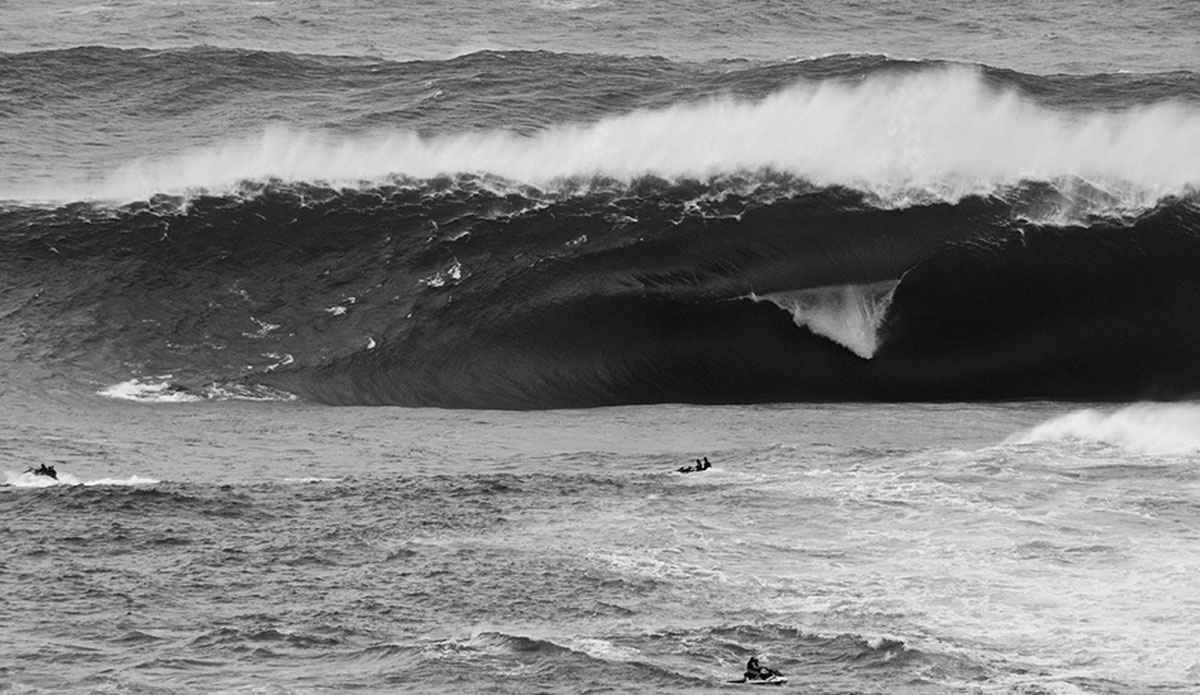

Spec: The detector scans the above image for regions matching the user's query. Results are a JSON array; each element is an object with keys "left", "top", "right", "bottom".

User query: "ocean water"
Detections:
[
  {"left": 3, "top": 1, "right": 1200, "bottom": 693},
  {"left": 6, "top": 399, "right": 1200, "bottom": 694}
]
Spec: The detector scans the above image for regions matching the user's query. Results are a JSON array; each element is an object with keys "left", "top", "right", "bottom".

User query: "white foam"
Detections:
[
  {"left": 202, "top": 382, "right": 299, "bottom": 401},
  {"left": 97, "top": 378, "right": 203, "bottom": 403},
  {"left": 3, "top": 471, "right": 159, "bottom": 487},
  {"left": 98, "top": 377, "right": 298, "bottom": 403},
  {"left": 83, "top": 475, "right": 161, "bottom": 486},
  {"left": 3, "top": 471, "right": 65, "bottom": 487},
  {"left": 1008, "top": 402, "right": 1200, "bottom": 455},
  {"left": 282, "top": 477, "right": 344, "bottom": 484},
  {"left": 15, "top": 66, "right": 1200, "bottom": 209},
  {"left": 262, "top": 352, "right": 294, "bottom": 372},
  {"left": 753, "top": 280, "right": 898, "bottom": 358},
  {"left": 242, "top": 316, "right": 281, "bottom": 339},
  {"left": 420, "top": 259, "right": 466, "bottom": 287}
]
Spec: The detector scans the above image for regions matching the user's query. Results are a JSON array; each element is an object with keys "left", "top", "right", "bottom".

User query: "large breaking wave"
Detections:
[{"left": 3, "top": 50, "right": 1200, "bottom": 408}]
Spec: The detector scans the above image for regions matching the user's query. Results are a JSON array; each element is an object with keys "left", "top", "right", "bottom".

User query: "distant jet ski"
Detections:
[
  {"left": 26, "top": 464, "right": 58, "bottom": 480},
  {"left": 677, "top": 456, "right": 712, "bottom": 473},
  {"left": 728, "top": 657, "right": 786, "bottom": 685}
]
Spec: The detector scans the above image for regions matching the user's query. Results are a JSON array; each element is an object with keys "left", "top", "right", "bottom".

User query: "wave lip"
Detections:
[{"left": 14, "top": 65, "right": 1200, "bottom": 212}]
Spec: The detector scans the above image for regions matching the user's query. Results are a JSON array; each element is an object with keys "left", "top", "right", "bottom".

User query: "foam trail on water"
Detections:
[
  {"left": 754, "top": 280, "right": 898, "bottom": 359},
  {"left": 1009, "top": 403, "right": 1200, "bottom": 454},
  {"left": 2, "top": 471, "right": 159, "bottom": 487},
  {"left": 97, "top": 379, "right": 203, "bottom": 403},
  {"left": 17, "top": 66, "right": 1200, "bottom": 208}
]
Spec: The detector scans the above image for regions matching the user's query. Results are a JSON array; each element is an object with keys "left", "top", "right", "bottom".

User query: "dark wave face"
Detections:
[
  {"left": 3, "top": 48, "right": 1200, "bottom": 408},
  {"left": 4, "top": 179, "right": 1200, "bottom": 408}
]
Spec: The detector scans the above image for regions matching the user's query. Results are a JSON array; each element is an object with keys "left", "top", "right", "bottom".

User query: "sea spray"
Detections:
[
  {"left": 752, "top": 281, "right": 899, "bottom": 359},
  {"left": 1009, "top": 403, "right": 1200, "bottom": 454}
]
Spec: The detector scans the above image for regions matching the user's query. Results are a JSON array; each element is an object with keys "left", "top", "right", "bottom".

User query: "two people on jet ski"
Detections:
[{"left": 26, "top": 464, "right": 57, "bottom": 479}]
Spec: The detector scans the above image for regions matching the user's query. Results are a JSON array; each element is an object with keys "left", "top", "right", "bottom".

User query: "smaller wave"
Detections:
[
  {"left": 1008, "top": 403, "right": 1200, "bottom": 454},
  {"left": 188, "top": 626, "right": 322, "bottom": 650},
  {"left": 456, "top": 631, "right": 572, "bottom": 656},
  {"left": 112, "top": 630, "right": 165, "bottom": 644},
  {"left": 562, "top": 636, "right": 640, "bottom": 663},
  {"left": 752, "top": 280, "right": 899, "bottom": 358}
]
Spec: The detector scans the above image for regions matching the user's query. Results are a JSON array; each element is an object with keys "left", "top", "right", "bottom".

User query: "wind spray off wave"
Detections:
[{"left": 1011, "top": 403, "right": 1200, "bottom": 455}]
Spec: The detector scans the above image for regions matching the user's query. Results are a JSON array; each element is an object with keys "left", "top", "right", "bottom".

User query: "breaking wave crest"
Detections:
[{"left": 15, "top": 66, "right": 1200, "bottom": 213}]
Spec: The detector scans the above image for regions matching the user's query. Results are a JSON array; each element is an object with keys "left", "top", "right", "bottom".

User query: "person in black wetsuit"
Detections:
[
  {"left": 743, "top": 656, "right": 782, "bottom": 681},
  {"left": 677, "top": 457, "right": 715, "bottom": 474},
  {"left": 27, "top": 464, "right": 57, "bottom": 479}
]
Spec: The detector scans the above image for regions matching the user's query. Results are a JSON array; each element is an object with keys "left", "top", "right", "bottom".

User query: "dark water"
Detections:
[
  {"left": 7, "top": 177, "right": 1200, "bottom": 408},
  {"left": 3, "top": 2, "right": 1200, "bottom": 693}
]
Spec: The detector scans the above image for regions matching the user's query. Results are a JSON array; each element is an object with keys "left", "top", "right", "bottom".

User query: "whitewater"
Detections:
[
  {"left": 9, "top": 66, "right": 1200, "bottom": 213},
  {"left": 4, "top": 1, "right": 1200, "bottom": 694}
]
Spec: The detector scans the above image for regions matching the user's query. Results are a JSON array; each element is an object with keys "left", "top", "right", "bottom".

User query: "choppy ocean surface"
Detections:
[
  {"left": 5, "top": 400, "right": 1200, "bottom": 694},
  {"left": 3, "top": 1, "right": 1200, "bottom": 693}
]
